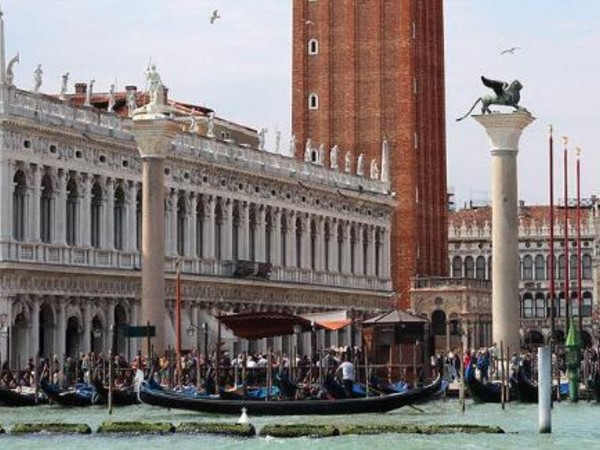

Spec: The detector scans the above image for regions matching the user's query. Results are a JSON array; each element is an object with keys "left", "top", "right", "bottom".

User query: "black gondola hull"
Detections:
[{"left": 0, "top": 386, "right": 47, "bottom": 407}]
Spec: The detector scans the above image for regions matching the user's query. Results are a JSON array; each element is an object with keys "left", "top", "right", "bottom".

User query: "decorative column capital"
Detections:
[{"left": 473, "top": 112, "right": 535, "bottom": 153}]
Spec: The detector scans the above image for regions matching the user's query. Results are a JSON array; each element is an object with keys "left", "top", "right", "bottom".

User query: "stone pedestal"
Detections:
[
  {"left": 131, "top": 117, "right": 179, "bottom": 356},
  {"left": 473, "top": 112, "right": 535, "bottom": 353}
]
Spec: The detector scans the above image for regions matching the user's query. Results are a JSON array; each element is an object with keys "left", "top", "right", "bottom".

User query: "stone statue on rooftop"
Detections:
[
  {"left": 357, "top": 153, "right": 365, "bottom": 176},
  {"left": 84, "top": 79, "right": 95, "bottom": 107},
  {"left": 189, "top": 109, "right": 198, "bottom": 133},
  {"left": 107, "top": 83, "right": 116, "bottom": 112},
  {"left": 59, "top": 72, "right": 69, "bottom": 100},
  {"left": 274, "top": 131, "right": 281, "bottom": 153},
  {"left": 33, "top": 64, "right": 43, "bottom": 92},
  {"left": 456, "top": 75, "right": 527, "bottom": 121},
  {"left": 330, "top": 145, "right": 339, "bottom": 169},
  {"left": 258, "top": 127, "right": 267, "bottom": 150},
  {"left": 289, "top": 134, "right": 296, "bottom": 155},
  {"left": 206, "top": 112, "right": 216, "bottom": 138},
  {"left": 304, "top": 138, "right": 312, "bottom": 162},
  {"left": 6, "top": 53, "right": 19, "bottom": 86},
  {"left": 344, "top": 151, "right": 352, "bottom": 173}
]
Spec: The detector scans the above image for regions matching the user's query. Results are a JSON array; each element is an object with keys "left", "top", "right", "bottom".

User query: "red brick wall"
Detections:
[{"left": 292, "top": 0, "right": 448, "bottom": 309}]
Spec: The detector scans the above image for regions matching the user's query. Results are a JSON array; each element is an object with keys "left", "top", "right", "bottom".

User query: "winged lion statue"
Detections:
[{"left": 456, "top": 76, "right": 527, "bottom": 122}]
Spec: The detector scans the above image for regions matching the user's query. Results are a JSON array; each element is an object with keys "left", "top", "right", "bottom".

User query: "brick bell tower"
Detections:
[{"left": 292, "top": 0, "right": 448, "bottom": 309}]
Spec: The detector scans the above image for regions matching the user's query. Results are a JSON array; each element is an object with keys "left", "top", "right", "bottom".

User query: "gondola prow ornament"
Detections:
[{"left": 456, "top": 76, "right": 527, "bottom": 121}]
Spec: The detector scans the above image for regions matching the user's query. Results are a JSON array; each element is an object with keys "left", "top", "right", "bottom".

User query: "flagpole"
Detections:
[
  {"left": 549, "top": 126, "right": 556, "bottom": 346},
  {"left": 563, "top": 136, "right": 570, "bottom": 333},
  {"left": 576, "top": 147, "right": 583, "bottom": 337}
]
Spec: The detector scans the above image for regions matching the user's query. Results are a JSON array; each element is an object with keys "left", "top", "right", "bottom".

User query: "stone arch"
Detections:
[
  {"left": 524, "top": 329, "right": 545, "bottom": 346},
  {"left": 91, "top": 315, "right": 104, "bottom": 354},
  {"left": 66, "top": 315, "right": 82, "bottom": 357},
  {"left": 39, "top": 301, "right": 56, "bottom": 358},
  {"left": 431, "top": 309, "right": 447, "bottom": 336},
  {"left": 114, "top": 302, "right": 129, "bottom": 356}
]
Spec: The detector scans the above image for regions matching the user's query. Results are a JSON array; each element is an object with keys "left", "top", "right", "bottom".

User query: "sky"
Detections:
[{"left": 2, "top": 1, "right": 599, "bottom": 208}]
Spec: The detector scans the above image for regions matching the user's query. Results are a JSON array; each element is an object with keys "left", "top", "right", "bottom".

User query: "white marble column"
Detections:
[
  {"left": 341, "top": 222, "right": 351, "bottom": 274},
  {"left": 474, "top": 111, "right": 535, "bottom": 354},
  {"left": 27, "top": 296, "right": 40, "bottom": 360},
  {"left": 79, "top": 175, "right": 92, "bottom": 247},
  {"left": 286, "top": 211, "right": 296, "bottom": 267},
  {"left": 202, "top": 195, "right": 215, "bottom": 258},
  {"left": 355, "top": 223, "right": 364, "bottom": 276},
  {"left": 299, "top": 213, "right": 310, "bottom": 269},
  {"left": 54, "top": 169, "right": 67, "bottom": 246},
  {"left": 186, "top": 192, "right": 197, "bottom": 257},
  {"left": 56, "top": 301, "right": 66, "bottom": 360},
  {"left": 129, "top": 301, "right": 139, "bottom": 357},
  {"left": 270, "top": 207, "right": 281, "bottom": 265},
  {"left": 105, "top": 301, "right": 115, "bottom": 354},
  {"left": 329, "top": 220, "right": 339, "bottom": 273},
  {"left": 223, "top": 198, "right": 233, "bottom": 260},
  {"left": 124, "top": 181, "right": 137, "bottom": 252},
  {"left": 367, "top": 225, "right": 376, "bottom": 276},
  {"left": 315, "top": 216, "right": 324, "bottom": 271},
  {"left": 28, "top": 164, "right": 41, "bottom": 242},
  {"left": 0, "top": 158, "right": 13, "bottom": 241},
  {"left": 256, "top": 205, "right": 266, "bottom": 262},
  {"left": 82, "top": 301, "right": 91, "bottom": 354},
  {"left": 382, "top": 227, "right": 391, "bottom": 278},
  {"left": 167, "top": 189, "right": 178, "bottom": 256},
  {"left": 239, "top": 201, "right": 249, "bottom": 260},
  {"left": 104, "top": 177, "right": 114, "bottom": 250},
  {"left": 131, "top": 108, "right": 180, "bottom": 355}
]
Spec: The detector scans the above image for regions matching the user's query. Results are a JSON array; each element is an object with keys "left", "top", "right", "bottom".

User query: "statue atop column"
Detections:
[
  {"left": 33, "top": 64, "right": 43, "bottom": 92},
  {"left": 145, "top": 64, "right": 164, "bottom": 106},
  {"left": 6, "top": 53, "right": 18, "bottom": 86},
  {"left": 456, "top": 75, "right": 527, "bottom": 121}
]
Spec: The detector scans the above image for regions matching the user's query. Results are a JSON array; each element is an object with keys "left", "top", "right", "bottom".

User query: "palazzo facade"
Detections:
[{"left": 0, "top": 81, "right": 395, "bottom": 368}]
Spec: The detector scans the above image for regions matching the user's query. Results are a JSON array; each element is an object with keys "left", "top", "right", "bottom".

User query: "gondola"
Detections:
[
  {"left": 589, "top": 372, "right": 600, "bottom": 402},
  {"left": 510, "top": 369, "right": 538, "bottom": 403},
  {"left": 92, "top": 380, "right": 140, "bottom": 406},
  {"left": 40, "top": 380, "right": 100, "bottom": 407},
  {"left": 465, "top": 367, "right": 507, "bottom": 403},
  {"left": 0, "top": 385, "right": 48, "bottom": 407},
  {"left": 139, "top": 374, "right": 444, "bottom": 416}
]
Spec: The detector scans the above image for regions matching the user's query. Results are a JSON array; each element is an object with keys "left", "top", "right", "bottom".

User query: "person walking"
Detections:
[{"left": 337, "top": 355, "right": 355, "bottom": 398}]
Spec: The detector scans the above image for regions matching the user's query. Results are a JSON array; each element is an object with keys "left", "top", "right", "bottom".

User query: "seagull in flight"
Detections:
[
  {"left": 500, "top": 46, "right": 520, "bottom": 55},
  {"left": 210, "top": 9, "right": 220, "bottom": 24}
]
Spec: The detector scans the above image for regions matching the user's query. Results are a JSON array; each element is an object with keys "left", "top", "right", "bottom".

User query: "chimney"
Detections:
[
  {"left": 74, "top": 83, "right": 87, "bottom": 95},
  {"left": 162, "top": 86, "right": 169, "bottom": 104}
]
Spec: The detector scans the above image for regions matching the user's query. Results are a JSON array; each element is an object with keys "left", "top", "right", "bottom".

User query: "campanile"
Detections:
[{"left": 292, "top": 0, "right": 448, "bottom": 309}]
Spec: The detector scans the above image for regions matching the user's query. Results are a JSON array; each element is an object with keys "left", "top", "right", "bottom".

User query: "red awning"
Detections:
[
  {"left": 217, "top": 312, "right": 323, "bottom": 340},
  {"left": 317, "top": 319, "right": 352, "bottom": 331}
]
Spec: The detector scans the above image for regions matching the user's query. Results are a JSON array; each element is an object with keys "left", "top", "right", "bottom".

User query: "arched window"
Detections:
[
  {"left": 431, "top": 310, "right": 447, "bottom": 336},
  {"left": 522, "top": 293, "right": 534, "bottom": 318},
  {"left": 66, "top": 176, "right": 78, "bottom": 246},
  {"left": 464, "top": 256, "right": 474, "bottom": 278},
  {"left": 308, "top": 38, "right": 319, "bottom": 55},
  {"left": 475, "top": 256, "right": 486, "bottom": 279},
  {"left": 571, "top": 291, "right": 579, "bottom": 317},
  {"left": 12, "top": 170, "right": 27, "bottom": 241},
  {"left": 522, "top": 255, "right": 533, "bottom": 280},
  {"left": 113, "top": 185, "right": 125, "bottom": 250},
  {"left": 308, "top": 93, "right": 319, "bottom": 110},
  {"left": 583, "top": 254, "right": 592, "bottom": 279},
  {"left": 570, "top": 254, "right": 578, "bottom": 282},
  {"left": 90, "top": 181, "right": 103, "bottom": 249},
  {"left": 40, "top": 172, "right": 54, "bottom": 243},
  {"left": 582, "top": 292, "right": 593, "bottom": 317},
  {"left": 558, "top": 255, "right": 565, "bottom": 280},
  {"left": 451, "top": 256, "right": 462, "bottom": 278},
  {"left": 176, "top": 192, "right": 186, "bottom": 256},
  {"left": 546, "top": 255, "right": 556, "bottom": 280},
  {"left": 557, "top": 292, "right": 566, "bottom": 317},
  {"left": 535, "top": 292, "right": 546, "bottom": 318},
  {"left": 534, "top": 254, "right": 545, "bottom": 280}
]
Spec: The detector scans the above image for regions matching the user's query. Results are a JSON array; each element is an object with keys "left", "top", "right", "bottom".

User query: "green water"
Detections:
[{"left": 0, "top": 399, "right": 598, "bottom": 449}]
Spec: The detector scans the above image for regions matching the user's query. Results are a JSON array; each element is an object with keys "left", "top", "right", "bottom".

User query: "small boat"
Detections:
[
  {"left": 465, "top": 367, "right": 507, "bottom": 403},
  {"left": 139, "top": 375, "right": 444, "bottom": 416},
  {"left": 510, "top": 369, "right": 538, "bottom": 403},
  {"left": 0, "top": 385, "right": 47, "bottom": 407},
  {"left": 92, "top": 381, "right": 139, "bottom": 406},
  {"left": 40, "top": 380, "right": 100, "bottom": 407}
]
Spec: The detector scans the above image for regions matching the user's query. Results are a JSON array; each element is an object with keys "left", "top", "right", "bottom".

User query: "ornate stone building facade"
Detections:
[
  {"left": 0, "top": 54, "right": 396, "bottom": 368},
  {"left": 446, "top": 203, "right": 597, "bottom": 348}
]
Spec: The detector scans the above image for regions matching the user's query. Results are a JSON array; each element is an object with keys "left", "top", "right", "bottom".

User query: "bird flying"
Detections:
[
  {"left": 210, "top": 9, "right": 220, "bottom": 24},
  {"left": 500, "top": 46, "right": 520, "bottom": 55}
]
